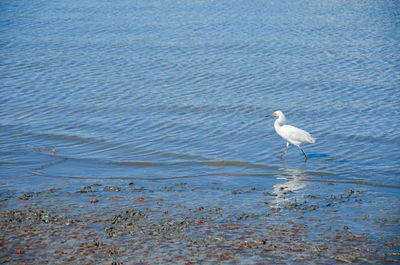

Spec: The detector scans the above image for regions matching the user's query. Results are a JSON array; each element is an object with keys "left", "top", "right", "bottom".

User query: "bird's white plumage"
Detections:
[
  {"left": 272, "top": 110, "right": 315, "bottom": 159},
  {"left": 276, "top": 124, "right": 315, "bottom": 145}
]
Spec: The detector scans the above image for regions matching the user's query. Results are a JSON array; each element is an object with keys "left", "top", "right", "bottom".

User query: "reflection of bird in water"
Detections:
[
  {"left": 270, "top": 110, "right": 315, "bottom": 160},
  {"left": 271, "top": 167, "right": 310, "bottom": 207}
]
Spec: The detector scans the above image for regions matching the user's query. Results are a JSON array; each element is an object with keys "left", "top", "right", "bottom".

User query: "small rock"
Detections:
[
  {"left": 79, "top": 186, "right": 93, "bottom": 193},
  {"left": 231, "top": 189, "right": 241, "bottom": 195},
  {"left": 18, "top": 192, "right": 35, "bottom": 200},
  {"left": 263, "top": 192, "right": 277, "bottom": 197},
  {"left": 173, "top": 182, "right": 187, "bottom": 186},
  {"left": 104, "top": 186, "right": 121, "bottom": 192},
  {"left": 256, "top": 239, "right": 266, "bottom": 246}
]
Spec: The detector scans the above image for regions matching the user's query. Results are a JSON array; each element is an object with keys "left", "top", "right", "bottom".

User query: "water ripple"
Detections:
[{"left": 1, "top": 0, "right": 399, "bottom": 189}]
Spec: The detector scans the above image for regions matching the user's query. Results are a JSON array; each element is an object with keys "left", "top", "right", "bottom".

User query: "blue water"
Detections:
[{"left": 1, "top": 0, "right": 399, "bottom": 235}]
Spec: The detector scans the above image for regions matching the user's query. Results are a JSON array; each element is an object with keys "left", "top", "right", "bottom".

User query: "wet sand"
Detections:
[{"left": 1, "top": 181, "right": 399, "bottom": 264}]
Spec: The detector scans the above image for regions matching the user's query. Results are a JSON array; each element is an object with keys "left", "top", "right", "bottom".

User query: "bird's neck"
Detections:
[
  {"left": 276, "top": 116, "right": 286, "bottom": 124},
  {"left": 274, "top": 118, "right": 283, "bottom": 131}
]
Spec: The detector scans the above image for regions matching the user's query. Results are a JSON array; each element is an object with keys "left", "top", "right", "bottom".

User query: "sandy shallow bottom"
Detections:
[{"left": 0, "top": 180, "right": 399, "bottom": 264}]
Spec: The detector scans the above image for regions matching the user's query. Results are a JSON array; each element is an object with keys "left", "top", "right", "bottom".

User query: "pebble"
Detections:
[{"left": 103, "top": 186, "right": 121, "bottom": 192}]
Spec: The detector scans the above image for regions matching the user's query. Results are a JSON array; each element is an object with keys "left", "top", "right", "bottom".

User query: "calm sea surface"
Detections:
[{"left": 1, "top": 0, "right": 399, "bottom": 234}]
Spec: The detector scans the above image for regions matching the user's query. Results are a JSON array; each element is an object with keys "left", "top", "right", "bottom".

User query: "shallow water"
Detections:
[{"left": 1, "top": 0, "right": 400, "bottom": 253}]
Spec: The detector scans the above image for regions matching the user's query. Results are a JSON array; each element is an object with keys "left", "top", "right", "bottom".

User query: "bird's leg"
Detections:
[
  {"left": 280, "top": 142, "right": 290, "bottom": 158},
  {"left": 296, "top": 145, "right": 308, "bottom": 161}
]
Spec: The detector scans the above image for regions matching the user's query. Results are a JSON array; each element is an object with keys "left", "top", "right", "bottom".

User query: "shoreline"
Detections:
[{"left": 1, "top": 181, "right": 399, "bottom": 264}]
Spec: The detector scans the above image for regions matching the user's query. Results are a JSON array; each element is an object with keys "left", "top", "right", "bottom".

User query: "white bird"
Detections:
[{"left": 271, "top": 110, "right": 315, "bottom": 160}]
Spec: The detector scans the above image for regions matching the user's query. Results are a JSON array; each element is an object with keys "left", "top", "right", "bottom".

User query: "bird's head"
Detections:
[
  {"left": 271, "top": 110, "right": 286, "bottom": 122},
  {"left": 272, "top": 110, "right": 284, "bottom": 117}
]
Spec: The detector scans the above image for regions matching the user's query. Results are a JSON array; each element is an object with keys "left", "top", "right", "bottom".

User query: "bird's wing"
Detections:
[{"left": 281, "top": 125, "right": 315, "bottom": 144}]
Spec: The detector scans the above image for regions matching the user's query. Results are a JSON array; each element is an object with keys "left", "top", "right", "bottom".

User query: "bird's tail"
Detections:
[{"left": 308, "top": 135, "right": 316, "bottom": 144}]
